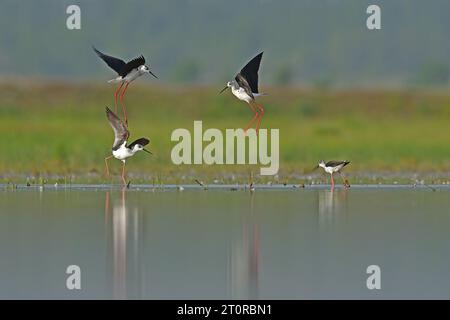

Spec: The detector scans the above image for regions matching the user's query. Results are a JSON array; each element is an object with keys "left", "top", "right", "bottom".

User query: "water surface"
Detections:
[{"left": 1, "top": 186, "right": 450, "bottom": 299}]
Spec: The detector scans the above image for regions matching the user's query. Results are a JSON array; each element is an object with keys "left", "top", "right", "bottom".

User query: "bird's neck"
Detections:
[
  {"left": 230, "top": 85, "right": 240, "bottom": 94},
  {"left": 128, "top": 146, "right": 139, "bottom": 155},
  {"left": 120, "top": 142, "right": 133, "bottom": 154}
]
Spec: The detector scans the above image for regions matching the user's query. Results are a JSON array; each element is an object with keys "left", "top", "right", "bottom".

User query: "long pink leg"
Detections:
[
  {"left": 114, "top": 83, "right": 124, "bottom": 113},
  {"left": 121, "top": 162, "right": 127, "bottom": 186},
  {"left": 244, "top": 102, "right": 259, "bottom": 133},
  {"left": 105, "top": 155, "right": 113, "bottom": 177},
  {"left": 330, "top": 173, "right": 335, "bottom": 190},
  {"left": 120, "top": 82, "right": 130, "bottom": 126},
  {"left": 255, "top": 102, "right": 265, "bottom": 134}
]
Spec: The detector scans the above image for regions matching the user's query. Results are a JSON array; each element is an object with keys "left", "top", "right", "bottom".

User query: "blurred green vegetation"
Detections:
[{"left": 1, "top": 82, "right": 450, "bottom": 184}]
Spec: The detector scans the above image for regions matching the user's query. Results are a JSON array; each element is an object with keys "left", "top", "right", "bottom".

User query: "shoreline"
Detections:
[{"left": 1, "top": 183, "right": 448, "bottom": 191}]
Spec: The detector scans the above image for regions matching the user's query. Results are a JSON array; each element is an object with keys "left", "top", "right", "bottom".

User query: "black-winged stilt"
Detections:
[
  {"left": 316, "top": 160, "right": 351, "bottom": 189},
  {"left": 220, "top": 52, "right": 266, "bottom": 134},
  {"left": 93, "top": 46, "right": 157, "bottom": 125},
  {"left": 104, "top": 107, "right": 151, "bottom": 186}
]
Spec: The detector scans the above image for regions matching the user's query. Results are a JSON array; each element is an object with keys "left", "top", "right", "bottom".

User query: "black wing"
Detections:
[
  {"left": 128, "top": 138, "right": 150, "bottom": 149},
  {"left": 106, "top": 107, "right": 129, "bottom": 150},
  {"left": 93, "top": 46, "right": 126, "bottom": 74},
  {"left": 325, "top": 160, "right": 350, "bottom": 168},
  {"left": 234, "top": 73, "right": 254, "bottom": 99},
  {"left": 237, "top": 52, "right": 263, "bottom": 94},
  {"left": 119, "top": 55, "right": 146, "bottom": 77}
]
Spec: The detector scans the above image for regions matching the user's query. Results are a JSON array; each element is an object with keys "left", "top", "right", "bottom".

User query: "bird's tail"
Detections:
[
  {"left": 254, "top": 92, "right": 268, "bottom": 98},
  {"left": 108, "top": 77, "right": 122, "bottom": 83}
]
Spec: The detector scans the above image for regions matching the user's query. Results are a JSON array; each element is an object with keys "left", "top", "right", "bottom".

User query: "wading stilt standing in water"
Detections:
[
  {"left": 220, "top": 52, "right": 266, "bottom": 134},
  {"left": 316, "top": 160, "right": 351, "bottom": 190},
  {"left": 105, "top": 107, "right": 152, "bottom": 186},
  {"left": 93, "top": 47, "right": 157, "bottom": 125}
]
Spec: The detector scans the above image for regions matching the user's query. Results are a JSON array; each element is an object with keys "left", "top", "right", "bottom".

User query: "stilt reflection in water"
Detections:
[
  {"left": 317, "top": 189, "right": 349, "bottom": 230},
  {"left": 229, "top": 192, "right": 260, "bottom": 299},
  {"left": 104, "top": 189, "right": 144, "bottom": 299}
]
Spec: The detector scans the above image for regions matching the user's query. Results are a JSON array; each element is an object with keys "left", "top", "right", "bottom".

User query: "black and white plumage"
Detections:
[
  {"left": 93, "top": 46, "right": 157, "bottom": 82},
  {"left": 317, "top": 160, "right": 351, "bottom": 189},
  {"left": 93, "top": 46, "right": 157, "bottom": 125},
  {"left": 220, "top": 52, "right": 266, "bottom": 133},
  {"left": 105, "top": 107, "right": 151, "bottom": 186},
  {"left": 319, "top": 160, "right": 350, "bottom": 173}
]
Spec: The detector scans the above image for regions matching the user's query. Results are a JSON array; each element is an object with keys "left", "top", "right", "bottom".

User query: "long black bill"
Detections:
[
  {"left": 143, "top": 148, "right": 152, "bottom": 155},
  {"left": 219, "top": 86, "right": 228, "bottom": 94},
  {"left": 149, "top": 70, "right": 158, "bottom": 79}
]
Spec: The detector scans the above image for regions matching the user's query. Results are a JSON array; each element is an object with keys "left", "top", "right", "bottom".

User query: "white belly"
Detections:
[
  {"left": 112, "top": 143, "right": 132, "bottom": 161},
  {"left": 324, "top": 167, "right": 334, "bottom": 174},
  {"left": 231, "top": 87, "right": 253, "bottom": 103},
  {"left": 325, "top": 165, "right": 343, "bottom": 174},
  {"left": 123, "top": 69, "right": 142, "bottom": 83}
]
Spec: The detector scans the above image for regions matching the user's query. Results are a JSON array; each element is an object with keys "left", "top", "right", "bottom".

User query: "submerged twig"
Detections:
[
  {"left": 194, "top": 179, "right": 204, "bottom": 187},
  {"left": 194, "top": 179, "right": 207, "bottom": 190},
  {"left": 414, "top": 180, "right": 437, "bottom": 192},
  {"left": 423, "top": 183, "right": 437, "bottom": 192}
]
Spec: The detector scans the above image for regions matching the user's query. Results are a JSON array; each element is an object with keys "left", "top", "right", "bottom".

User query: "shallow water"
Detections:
[{"left": 1, "top": 186, "right": 450, "bottom": 299}]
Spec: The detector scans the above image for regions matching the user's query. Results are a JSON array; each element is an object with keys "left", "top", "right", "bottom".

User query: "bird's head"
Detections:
[
  {"left": 219, "top": 81, "right": 234, "bottom": 94},
  {"left": 131, "top": 138, "right": 152, "bottom": 155},
  {"left": 140, "top": 65, "right": 158, "bottom": 79},
  {"left": 318, "top": 160, "right": 326, "bottom": 168},
  {"left": 133, "top": 144, "right": 152, "bottom": 155}
]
